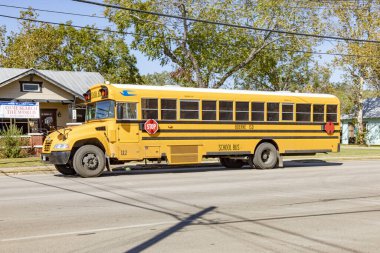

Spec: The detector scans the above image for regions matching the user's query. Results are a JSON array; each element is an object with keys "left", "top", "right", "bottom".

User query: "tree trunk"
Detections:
[{"left": 357, "top": 77, "right": 365, "bottom": 145}]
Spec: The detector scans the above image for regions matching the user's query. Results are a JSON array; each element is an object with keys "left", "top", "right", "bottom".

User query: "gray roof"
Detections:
[
  {"left": 342, "top": 97, "right": 380, "bottom": 120},
  {"left": 0, "top": 68, "right": 104, "bottom": 97}
]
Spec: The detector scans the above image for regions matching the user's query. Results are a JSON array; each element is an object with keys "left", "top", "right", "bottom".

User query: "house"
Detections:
[
  {"left": 0, "top": 67, "right": 104, "bottom": 154},
  {"left": 341, "top": 98, "right": 380, "bottom": 145}
]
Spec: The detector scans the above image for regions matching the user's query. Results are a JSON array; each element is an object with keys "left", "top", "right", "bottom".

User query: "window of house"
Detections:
[
  {"left": 236, "top": 102, "right": 249, "bottom": 121},
  {"left": 15, "top": 118, "right": 28, "bottom": 134},
  {"left": 219, "top": 101, "right": 233, "bottom": 121},
  {"left": 0, "top": 118, "right": 11, "bottom": 132},
  {"left": 326, "top": 104, "right": 338, "bottom": 122},
  {"left": 296, "top": 104, "right": 311, "bottom": 122},
  {"left": 21, "top": 82, "right": 41, "bottom": 92},
  {"left": 251, "top": 102, "right": 265, "bottom": 121},
  {"left": 267, "top": 103, "right": 279, "bottom": 122},
  {"left": 282, "top": 104, "right": 293, "bottom": 121},
  {"left": 202, "top": 100, "right": 216, "bottom": 120},
  {"left": 117, "top": 102, "right": 137, "bottom": 119},
  {"left": 141, "top": 98, "right": 158, "bottom": 119},
  {"left": 180, "top": 100, "right": 199, "bottom": 119},
  {"left": 161, "top": 99, "right": 177, "bottom": 120},
  {"left": 313, "top": 104, "right": 325, "bottom": 122}
]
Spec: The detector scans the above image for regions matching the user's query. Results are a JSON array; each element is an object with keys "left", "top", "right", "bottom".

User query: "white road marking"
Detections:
[{"left": 0, "top": 221, "right": 176, "bottom": 242}]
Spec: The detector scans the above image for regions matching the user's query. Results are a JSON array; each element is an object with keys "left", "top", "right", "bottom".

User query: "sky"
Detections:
[
  {"left": 0, "top": 0, "right": 172, "bottom": 75},
  {"left": 0, "top": 0, "right": 342, "bottom": 81}
]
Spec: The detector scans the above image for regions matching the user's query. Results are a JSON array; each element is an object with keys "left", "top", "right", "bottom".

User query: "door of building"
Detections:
[{"left": 39, "top": 109, "right": 57, "bottom": 133}]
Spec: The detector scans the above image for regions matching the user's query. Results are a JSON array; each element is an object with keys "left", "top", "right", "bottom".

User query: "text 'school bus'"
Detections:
[{"left": 41, "top": 84, "right": 340, "bottom": 177}]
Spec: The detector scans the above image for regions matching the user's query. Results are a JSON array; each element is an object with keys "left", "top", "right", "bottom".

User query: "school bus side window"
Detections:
[
  {"left": 313, "top": 104, "right": 324, "bottom": 122},
  {"left": 296, "top": 104, "right": 311, "bottom": 122},
  {"left": 282, "top": 103, "right": 293, "bottom": 121},
  {"left": 161, "top": 99, "right": 177, "bottom": 120},
  {"left": 142, "top": 98, "right": 158, "bottom": 119},
  {"left": 236, "top": 102, "right": 249, "bottom": 121},
  {"left": 267, "top": 103, "right": 279, "bottom": 122},
  {"left": 327, "top": 105, "right": 338, "bottom": 122},
  {"left": 202, "top": 100, "right": 216, "bottom": 120},
  {"left": 117, "top": 102, "right": 137, "bottom": 119},
  {"left": 219, "top": 101, "right": 233, "bottom": 121},
  {"left": 180, "top": 100, "right": 199, "bottom": 119},
  {"left": 251, "top": 102, "right": 264, "bottom": 121}
]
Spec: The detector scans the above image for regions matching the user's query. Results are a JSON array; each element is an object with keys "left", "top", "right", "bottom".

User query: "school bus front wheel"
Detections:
[{"left": 73, "top": 145, "right": 106, "bottom": 178}]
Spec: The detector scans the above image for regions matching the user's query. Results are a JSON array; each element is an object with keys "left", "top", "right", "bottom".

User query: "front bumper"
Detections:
[{"left": 41, "top": 151, "right": 71, "bottom": 165}]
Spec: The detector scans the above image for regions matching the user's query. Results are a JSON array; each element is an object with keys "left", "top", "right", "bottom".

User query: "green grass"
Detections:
[
  {"left": 289, "top": 146, "right": 380, "bottom": 160},
  {"left": 0, "top": 157, "right": 45, "bottom": 168}
]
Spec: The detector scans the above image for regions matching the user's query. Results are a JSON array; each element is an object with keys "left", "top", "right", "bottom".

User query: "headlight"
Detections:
[{"left": 54, "top": 143, "right": 70, "bottom": 149}]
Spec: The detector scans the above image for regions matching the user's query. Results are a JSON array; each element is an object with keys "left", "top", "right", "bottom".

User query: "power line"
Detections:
[
  {"left": 0, "top": 3, "right": 181, "bottom": 28},
  {"left": 0, "top": 3, "right": 105, "bottom": 19},
  {"left": 73, "top": 0, "right": 380, "bottom": 44},
  {"left": 0, "top": 13, "right": 377, "bottom": 59}
]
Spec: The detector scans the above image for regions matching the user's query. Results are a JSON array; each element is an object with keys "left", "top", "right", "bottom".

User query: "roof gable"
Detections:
[
  {"left": 0, "top": 68, "right": 104, "bottom": 98},
  {"left": 342, "top": 97, "right": 380, "bottom": 120}
]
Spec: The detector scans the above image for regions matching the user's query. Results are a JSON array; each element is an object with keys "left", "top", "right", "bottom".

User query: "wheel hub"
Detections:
[
  {"left": 82, "top": 153, "right": 99, "bottom": 170},
  {"left": 262, "top": 150, "right": 270, "bottom": 162}
]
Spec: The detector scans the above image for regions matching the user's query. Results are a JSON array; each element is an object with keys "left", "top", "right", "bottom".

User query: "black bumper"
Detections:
[{"left": 41, "top": 151, "right": 71, "bottom": 165}]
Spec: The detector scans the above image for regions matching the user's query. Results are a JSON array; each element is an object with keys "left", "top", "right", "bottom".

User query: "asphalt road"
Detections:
[{"left": 1, "top": 159, "right": 380, "bottom": 253}]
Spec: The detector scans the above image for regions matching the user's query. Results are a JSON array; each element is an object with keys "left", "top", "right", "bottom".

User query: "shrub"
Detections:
[{"left": 0, "top": 125, "right": 26, "bottom": 158}]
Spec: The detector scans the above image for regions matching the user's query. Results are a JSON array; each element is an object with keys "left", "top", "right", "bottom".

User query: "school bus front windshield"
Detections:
[{"left": 86, "top": 100, "right": 115, "bottom": 121}]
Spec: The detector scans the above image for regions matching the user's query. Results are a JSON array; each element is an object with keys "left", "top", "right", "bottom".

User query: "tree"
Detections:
[
  {"left": 142, "top": 71, "right": 176, "bottom": 85},
  {"left": 105, "top": 0, "right": 322, "bottom": 88},
  {"left": 0, "top": 10, "right": 142, "bottom": 84},
  {"left": 325, "top": 0, "right": 380, "bottom": 144}
]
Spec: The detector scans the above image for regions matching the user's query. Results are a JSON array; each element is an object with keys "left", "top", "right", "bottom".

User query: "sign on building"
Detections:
[{"left": 0, "top": 101, "right": 40, "bottom": 119}]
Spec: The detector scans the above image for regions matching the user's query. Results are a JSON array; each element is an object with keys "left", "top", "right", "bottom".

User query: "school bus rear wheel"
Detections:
[
  {"left": 250, "top": 143, "right": 278, "bottom": 170},
  {"left": 73, "top": 145, "right": 106, "bottom": 178}
]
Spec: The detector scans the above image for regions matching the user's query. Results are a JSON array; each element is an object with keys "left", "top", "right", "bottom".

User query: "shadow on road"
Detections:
[
  {"left": 125, "top": 207, "right": 216, "bottom": 253},
  {"left": 82, "top": 159, "right": 343, "bottom": 177}
]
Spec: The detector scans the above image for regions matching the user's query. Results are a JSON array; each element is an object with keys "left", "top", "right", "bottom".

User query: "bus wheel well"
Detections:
[
  {"left": 72, "top": 139, "right": 106, "bottom": 157},
  {"left": 254, "top": 139, "right": 279, "bottom": 153}
]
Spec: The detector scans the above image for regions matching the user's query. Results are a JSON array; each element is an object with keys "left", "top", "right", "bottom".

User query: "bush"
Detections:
[{"left": 0, "top": 125, "right": 26, "bottom": 158}]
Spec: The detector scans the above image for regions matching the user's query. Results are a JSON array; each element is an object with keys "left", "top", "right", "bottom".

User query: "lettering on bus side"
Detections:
[
  {"left": 219, "top": 144, "right": 240, "bottom": 151},
  {"left": 121, "top": 150, "right": 127, "bottom": 155},
  {"left": 91, "top": 90, "right": 101, "bottom": 99},
  {"left": 234, "top": 124, "right": 254, "bottom": 130}
]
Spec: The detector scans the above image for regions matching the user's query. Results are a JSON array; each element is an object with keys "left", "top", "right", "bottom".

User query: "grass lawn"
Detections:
[
  {"left": 316, "top": 146, "right": 380, "bottom": 158},
  {"left": 287, "top": 146, "right": 380, "bottom": 160},
  {"left": 0, "top": 157, "right": 45, "bottom": 168}
]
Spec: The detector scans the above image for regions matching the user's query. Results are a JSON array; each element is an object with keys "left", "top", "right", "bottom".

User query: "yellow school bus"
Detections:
[{"left": 41, "top": 84, "right": 340, "bottom": 177}]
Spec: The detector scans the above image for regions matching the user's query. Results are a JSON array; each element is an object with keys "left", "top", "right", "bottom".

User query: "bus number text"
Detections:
[{"left": 235, "top": 124, "right": 254, "bottom": 130}]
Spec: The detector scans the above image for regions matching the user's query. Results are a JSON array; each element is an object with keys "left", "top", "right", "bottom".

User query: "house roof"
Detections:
[
  {"left": 0, "top": 68, "right": 104, "bottom": 98},
  {"left": 342, "top": 97, "right": 380, "bottom": 120}
]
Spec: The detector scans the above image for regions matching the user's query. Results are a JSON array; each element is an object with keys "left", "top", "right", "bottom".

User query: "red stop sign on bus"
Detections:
[
  {"left": 144, "top": 119, "right": 159, "bottom": 135},
  {"left": 324, "top": 122, "right": 335, "bottom": 135}
]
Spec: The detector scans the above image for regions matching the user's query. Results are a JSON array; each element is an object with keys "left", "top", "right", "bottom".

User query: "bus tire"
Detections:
[
  {"left": 219, "top": 158, "right": 244, "bottom": 168},
  {"left": 252, "top": 143, "right": 278, "bottom": 170},
  {"left": 73, "top": 145, "right": 106, "bottom": 178},
  {"left": 54, "top": 164, "right": 76, "bottom": 175}
]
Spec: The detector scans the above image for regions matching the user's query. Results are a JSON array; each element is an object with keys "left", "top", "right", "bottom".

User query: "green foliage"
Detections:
[
  {"left": 105, "top": 0, "right": 322, "bottom": 89},
  {"left": 0, "top": 125, "right": 25, "bottom": 158},
  {"left": 0, "top": 9, "right": 142, "bottom": 84},
  {"left": 142, "top": 71, "right": 176, "bottom": 86}
]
